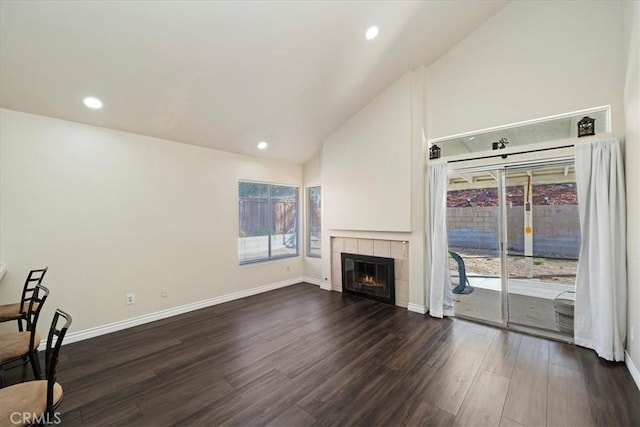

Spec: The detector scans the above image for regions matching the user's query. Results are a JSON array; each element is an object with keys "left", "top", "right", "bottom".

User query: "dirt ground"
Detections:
[{"left": 449, "top": 247, "right": 578, "bottom": 285}]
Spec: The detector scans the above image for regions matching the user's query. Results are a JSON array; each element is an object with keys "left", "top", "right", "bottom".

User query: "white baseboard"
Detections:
[
  {"left": 626, "top": 350, "right": 640, "bottom": 391},
  {"left": 407, "top": 303, "right": 427, "bottom": 314},
  {"left": 39, "top": 277, "right": 303, "bottom": 350},
  {"left": 320, "top": 283, "right": 332, "bottom": 291},
  {"left": 302, "top": 276, "right": 324, "bottom": 287}
]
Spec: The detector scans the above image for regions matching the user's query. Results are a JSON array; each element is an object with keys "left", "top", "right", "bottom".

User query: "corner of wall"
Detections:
[{"left": 626, "top": 350, "right": 640, "bottom": 390}]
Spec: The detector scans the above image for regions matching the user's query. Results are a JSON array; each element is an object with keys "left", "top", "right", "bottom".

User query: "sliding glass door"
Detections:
[
  {"left": 447, "top": 168, "right": 505, "bottom": 325},
  {"left": 504, "top": 163, "right": 579, "bottom": 337},
  {"left": 446, "top": 160, "right": 580, "bottom": 338}
]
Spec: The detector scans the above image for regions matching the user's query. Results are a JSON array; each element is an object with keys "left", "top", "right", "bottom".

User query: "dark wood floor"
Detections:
[{"left": 6, "top": 283, "right": 640, "bottom": 426}]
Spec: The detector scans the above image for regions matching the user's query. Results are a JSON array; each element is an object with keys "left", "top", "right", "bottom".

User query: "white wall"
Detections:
[
  {"left": 0, "top": 109, "right": 304, "bottom": 334},
  {"left": 320, "top": 70, "right": 427, "bottom": 310},
  {"left": 322, "top": 73, "right": 412, "bottom": 233},
  {"left": 425, "top": 0, "right": 624, "bottom": 140},
  {"left": 303, "top": 154, "right": 322, "bottom": 283},
  {"left": 622, "top": 0, "right": 640, "bottom": 381}
]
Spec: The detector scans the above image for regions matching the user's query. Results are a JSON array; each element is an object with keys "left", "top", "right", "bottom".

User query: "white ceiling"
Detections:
[{"left": 0, "top": 1, "right": 507, "bottom": 164}]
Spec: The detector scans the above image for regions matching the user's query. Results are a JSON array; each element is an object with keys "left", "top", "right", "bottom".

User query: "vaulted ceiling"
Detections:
[{"left": 0, "top": 1, "right": 507, "bottom": 164}]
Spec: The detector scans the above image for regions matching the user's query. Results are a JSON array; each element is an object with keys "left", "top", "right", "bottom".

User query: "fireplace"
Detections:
[{"left": 341, "top": 252, "right": 395, "bottom": 305}]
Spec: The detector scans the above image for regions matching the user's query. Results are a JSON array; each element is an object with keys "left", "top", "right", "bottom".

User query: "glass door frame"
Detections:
[
  {"left": 499, "top": 169, "right": 509, "bottom": 328},
  {"left": 447, "top": 155, "right": 576, "bottom": 333},
  {"left": 446, "top": 165, "right": 508, "bottom": 328}
]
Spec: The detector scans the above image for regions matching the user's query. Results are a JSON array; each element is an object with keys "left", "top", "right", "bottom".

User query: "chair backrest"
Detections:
[
  {"left": 18, "top": 267, "right": 48, "bottom": 316},
  {"left": 44, "top": 309, "right": 72, "bottom": 411},
  {"left": 448, "top": 251, "right": 469, "bottom": 294},
  {"left": 25, "top": 284, "right": 50, "bottom": 352}
]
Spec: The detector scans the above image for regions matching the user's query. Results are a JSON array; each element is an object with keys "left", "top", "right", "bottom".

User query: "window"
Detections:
[
  {"left": 431, "top": 106, "right": 610, "bottom": 159},
  {"left": 307, "top": 186, "right": 321, "bottom": 257},
  {"left": 238, "top": 181, "right": 298, "bottom": 264}
]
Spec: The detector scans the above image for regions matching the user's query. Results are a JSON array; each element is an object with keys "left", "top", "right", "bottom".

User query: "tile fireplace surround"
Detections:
[{"left": 331, "top": 237, "right": 409, "bottom": 308}]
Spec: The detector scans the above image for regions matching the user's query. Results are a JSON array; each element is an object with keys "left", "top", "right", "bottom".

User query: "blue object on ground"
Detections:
[{"left": 449, "top": 251, "right": 474, "bottom": 295}]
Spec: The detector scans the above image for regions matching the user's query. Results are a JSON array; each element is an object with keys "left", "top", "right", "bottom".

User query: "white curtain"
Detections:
[
  {"left": 427, "top": 160, "right": 453, "bottom": 318},
  {"left": 574, "top": 138, "right": 627, "bottom": 361}
]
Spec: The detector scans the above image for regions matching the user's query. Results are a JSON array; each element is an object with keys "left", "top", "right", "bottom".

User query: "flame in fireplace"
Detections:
[{"left": 359, "top": 274, "right": 385, "bottom": 288}]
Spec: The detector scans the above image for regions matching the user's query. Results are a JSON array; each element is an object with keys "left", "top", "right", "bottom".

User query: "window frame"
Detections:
[
  {"left": 306, "top": 186, "right": 321, "bottom": 258},
  {"left": 238, "top": 180, "right": 299, "bottom": 265}
]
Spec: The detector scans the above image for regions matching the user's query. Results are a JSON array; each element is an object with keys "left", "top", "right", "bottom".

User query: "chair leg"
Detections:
[{"left": 29, "top": 350, "right": 42, "bottom": 379}]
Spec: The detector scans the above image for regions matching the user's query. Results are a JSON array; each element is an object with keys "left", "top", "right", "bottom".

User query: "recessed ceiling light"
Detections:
[
  {"left": 83, "top": 96, "right": 103, "bottom": 109},
  {"left": 365, "top": 26, "right": 379, "bottom": 40},
  {"left": 257, "top": 141, "right": 268, "bottom": 150}
]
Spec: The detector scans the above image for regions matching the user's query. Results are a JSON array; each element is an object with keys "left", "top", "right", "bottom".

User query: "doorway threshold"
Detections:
[{"left": 453, "top": 314, "right": 574, "bottom": 345}]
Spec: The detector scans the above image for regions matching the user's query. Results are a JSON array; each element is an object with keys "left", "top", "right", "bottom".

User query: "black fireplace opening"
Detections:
[{"left": 341, "top": 252, "right": 395, "bottom": 305}]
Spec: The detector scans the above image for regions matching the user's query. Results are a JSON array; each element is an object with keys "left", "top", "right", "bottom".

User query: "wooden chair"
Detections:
[
  {"left": 0, "top": 284, "right": 49, "bottom": 387},
  {"left": 0, "top": 267, "right": 48, "bottom": 332},
  {"left": 0, "top": 309, "right": 72, "bottom": 427}
]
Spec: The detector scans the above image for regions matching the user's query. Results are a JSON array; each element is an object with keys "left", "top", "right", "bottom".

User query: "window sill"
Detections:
[{"left": 239, "top": 254, "right": 300, "bottom": 266}]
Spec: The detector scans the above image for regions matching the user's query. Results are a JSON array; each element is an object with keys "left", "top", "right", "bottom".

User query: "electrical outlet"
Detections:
[
  {"left": 161, "top": 287, "right": 169, "bottom": 298},
  {"left": 286, "top": 265, "right": 290, "bottom": 272},
  {"left": 126, "top": 293, "right": 135, "bottom": 305},
  {"left": 631, "top": 325, "right": 636, "bottom": 343}
]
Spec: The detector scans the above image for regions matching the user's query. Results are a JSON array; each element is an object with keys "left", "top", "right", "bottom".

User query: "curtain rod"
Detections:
[{"left": 446, "top": 144, "right": 575, "bottom": 164}]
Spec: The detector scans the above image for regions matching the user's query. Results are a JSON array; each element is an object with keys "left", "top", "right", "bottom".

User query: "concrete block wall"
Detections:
[
  {"left": 507, "top": 206, "right": 524, "bottom": 252},
  {"left": 447, "top": 205, "right": 581, "bottom": 259},
  {"left": 447, "top": 207, "right": 500, "bottom": 251},
  {"left": 531, "top": 205, "right": 581, "bottom": 258}
]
